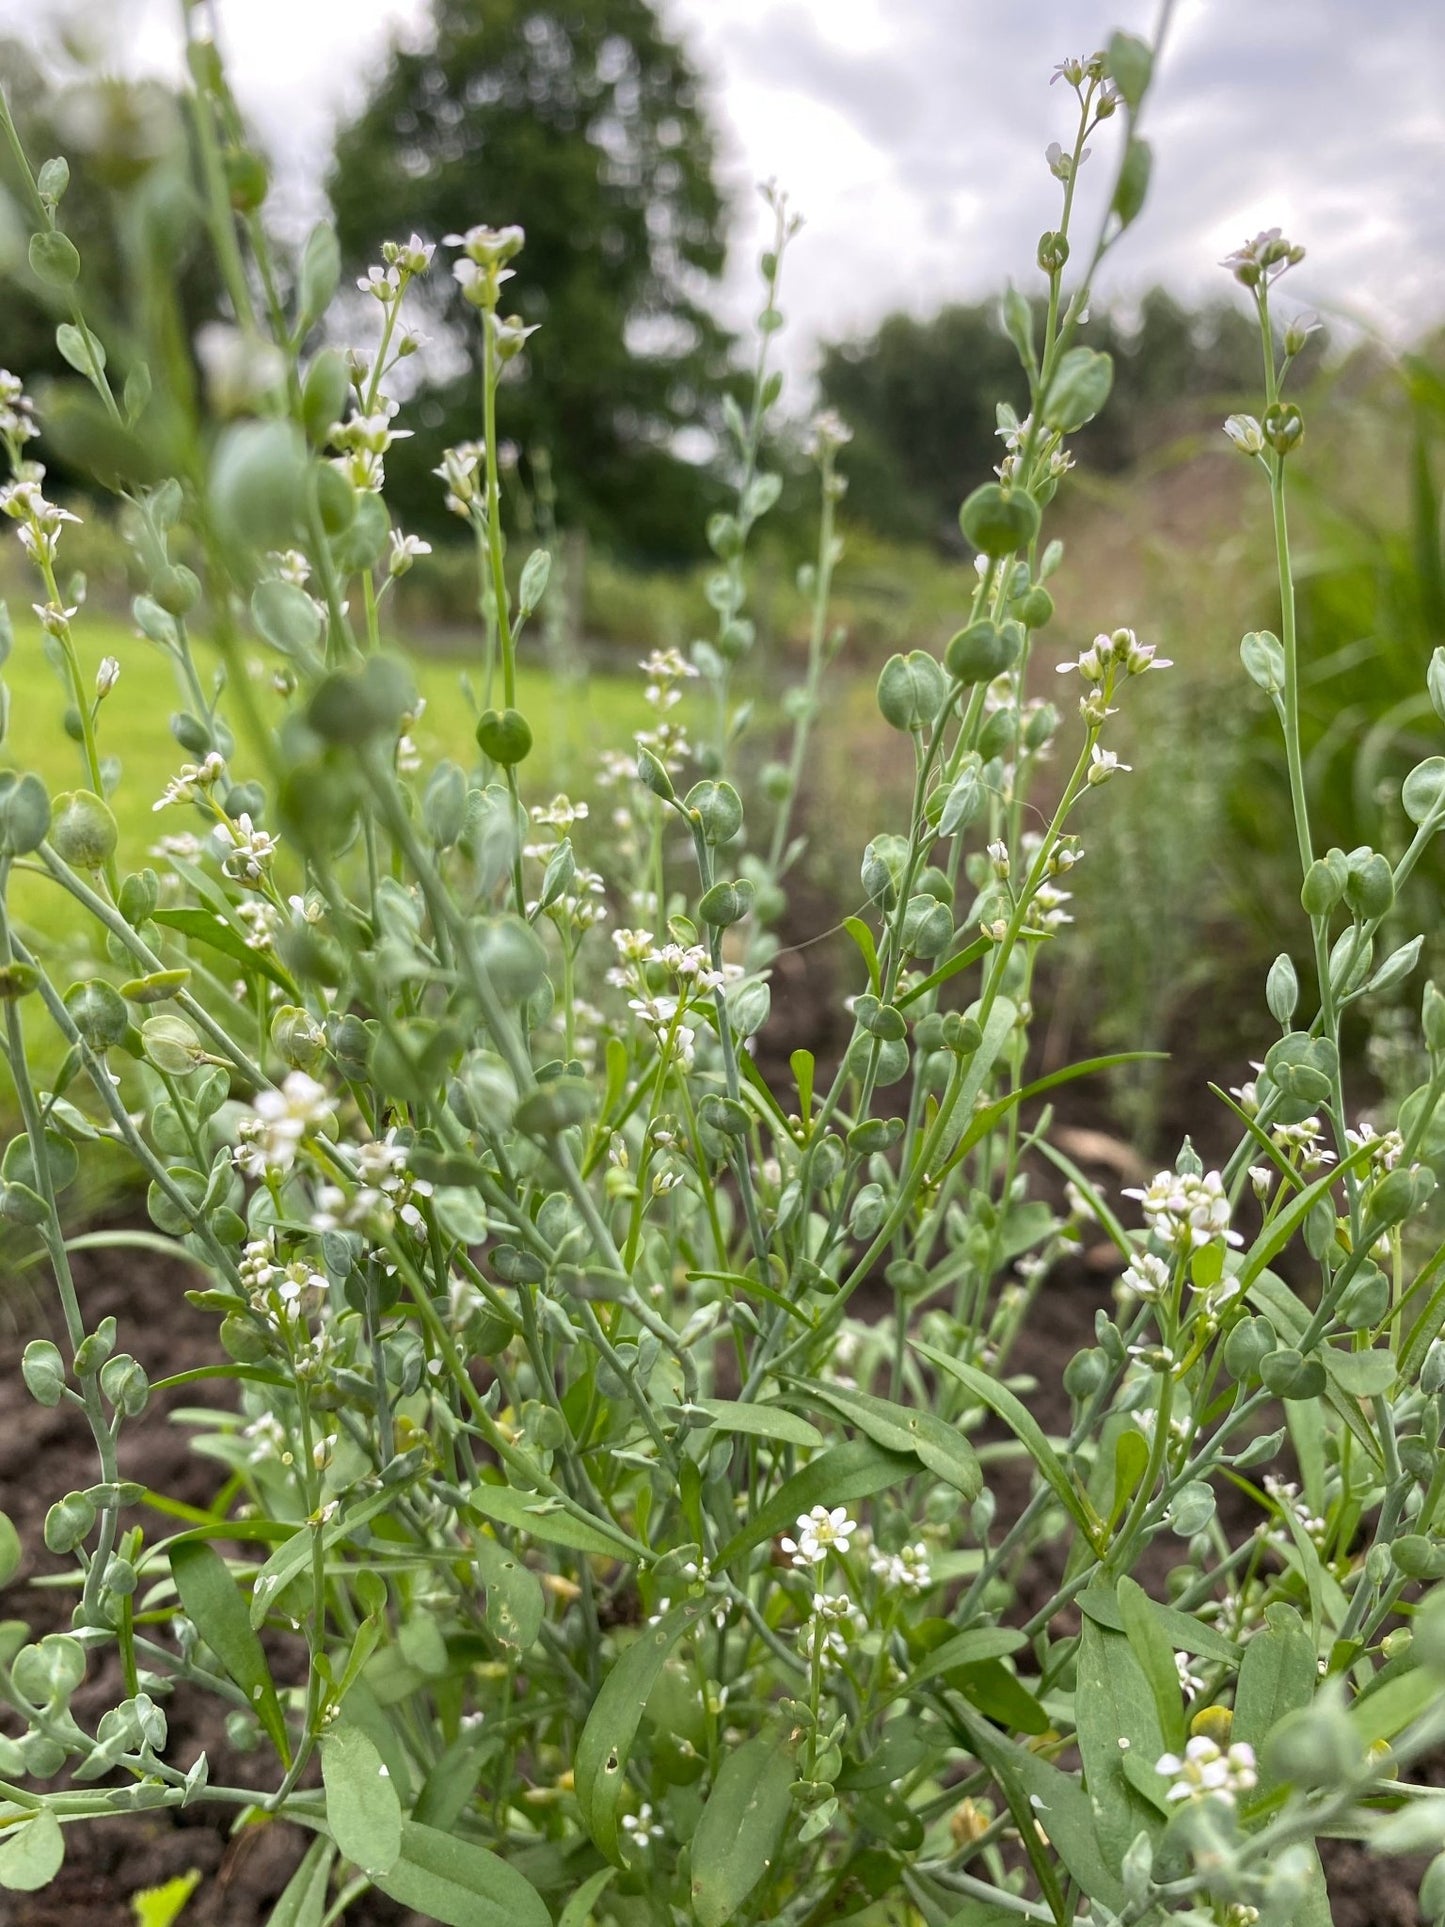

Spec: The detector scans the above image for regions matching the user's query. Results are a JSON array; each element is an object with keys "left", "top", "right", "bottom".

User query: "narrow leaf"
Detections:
[
  {"left": 698, "top": 1398, "right": 824, "bottom": 1450},
  {"left": 321, "top": 1723, "right": 401, "bottom": 1878},
  {"left": 715, "top": 1438, "right": 916, "bottom": 1569},
  {"left": 1116, "top": 1577, "right": 1186, "bottom": 1753},
  {"left": 690, "top": 1731, "right": 795, "bottom": 1927},
  {"left": 374, "top": 1821, "right": 551, "bottom": 1927},
  {"left": 265, "top": 1837, "right": 335, "bottom": 1927},
  {"left": 787, "top": 1377, "right": 981, "bottom": 1497},
  {"left": 171, "top": 1542, "right": 289, "bottom": 1763},
  {"left": 575, "top": 1601, "right": 706, "bottom": 1862},
  {"left": 468, "top": 1482, "right": 636, "bottom": 1561}
]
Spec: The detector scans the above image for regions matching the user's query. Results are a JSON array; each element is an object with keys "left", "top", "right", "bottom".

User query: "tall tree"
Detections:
[{"left": 328, "top": 0, "right": 732, "bottom": 559}]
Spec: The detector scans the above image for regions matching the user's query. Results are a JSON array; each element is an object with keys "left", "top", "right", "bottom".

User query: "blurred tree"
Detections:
[
  {"left": 328, "top": 0, "right": 733, "bottom": 561},
  {"left": 817, "top": 289, "right": 1268, "bottom": 548}
]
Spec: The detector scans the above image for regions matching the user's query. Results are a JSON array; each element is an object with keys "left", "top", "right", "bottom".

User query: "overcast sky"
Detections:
[{"left": 2, "top": 0, "right": 1441, "bottom": 378}]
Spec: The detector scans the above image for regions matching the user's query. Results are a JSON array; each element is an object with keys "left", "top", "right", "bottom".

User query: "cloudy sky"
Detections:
[{"left": 2, "top": 0, "right": 1441, "bottom": 376}]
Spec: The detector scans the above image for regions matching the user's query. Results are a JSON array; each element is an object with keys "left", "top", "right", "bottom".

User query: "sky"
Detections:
[{"left": 1, "top": 0, "right": 1441, "bottom": 380}]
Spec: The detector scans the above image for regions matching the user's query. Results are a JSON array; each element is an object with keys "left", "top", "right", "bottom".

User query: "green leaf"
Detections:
[
  {"left": 1075, "top": 1616, "right": 1166, "bottom": 1871},
  {"left": 786, "top": 1378, "right": 981, "bottom": 1497},
  {"left": 374, "top": 1821, "right": 551, "bottom": 1927},
  {"left": 842, "top": 916, "right": 881, "bottom": 994},
  {"left": 264, "top": 1837, "right": 335, "bottom": 1927},
  {"left": 952, "top": 1704, "right": 1124, "bottom": 1915},
  {"left": 1320, "top": 1345, "right": 1396, "bottom": 1398},
  {"left": 321, "top": 1722, "right": 402, "bottom": 1878},
  {"left": 1076, "top": 1584, "right": 1240, "bottom": 1664},
  {"left": 1349, "top": 1664, "right": 1439, "bottom": 1748},
  {"left": 0, "top": 1809, "right": 64, "bottom": 1892},
  {"left": 56, "top": 321, "right": 105, "bottom": 381},
  {"left": 1233, "top": 1603, "right": 1317, "bottom": 1786},
  {"left": 1116, "top": 1577, "right": 1186, "bottom": 1753},
  {"left": 697, "top": 1398, "right": 824, "bottom": 1451},
  {"left": 471, "top": 1531, "right": 544, "bottom": 1653},
  {"left": 933, "top": 997, "right": 1018, "bottom": 1167},
  {"left": 895, "top": 935, "right": 991, "bottom": 1009},
  {"left": 249, "top": 1489, "right": 396, "bottom": 1628},
  {"left": 690, "top": 1731, "right": 795, "bottom": 1927},
  {"left": 893, "top": 1626, "right": 1026, "bottom": 1701},
  {"left": 150, "top": 909, "right": 295, "bottom": 993},
  {"left": 170, "top": 1542, "right": 290, "bottom": 1764},
  {"left": 575, "top": 1601, "right": 706, "bottom": 1862},
  {"left": 915, "top": 1343, "right": 1104, "bottom": 1552},
  {"left": 715, "top": 1438, "right": 916, "bottom": 1569},
  {"left": 468, "top": 1482, "right": 636, "bottom": 1561},
  {"left": 557, "top": 1867, "right": 616, "bottom": 1927},
  {"left": 131, "top": 1870, "right": 201, "bottom": 1927}
]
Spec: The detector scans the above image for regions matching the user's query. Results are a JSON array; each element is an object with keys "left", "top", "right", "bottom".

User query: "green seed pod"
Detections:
[
  {"left": 0, "top": 771, "right": 51, "bottom": 857},
  {"left": 1366, "top": 1163, "right": 1436, "bottom": 1237},
  {"left": 945, "top": 620, "right": 1021, "bottom": 685},
  {"left": 1013, "top": 584, "right": 1054, "bottom": 630},
  {"left": 1301, "top": 854, "right": 1345, "bottom": 916},
  {"left": 684, "top": 779, "right": 744, "bottom": 846},
  {"left": 513, "top": 1077, "right": 593, "bottom": 1138},
  {"left": 942, "top": 1012, "right": 984, "bottom": 1056},
  {"left": 0, "top": 1511, "right": 19, "bottom": 1589},
  {"left": 861, "top": 833, "right": 909, "bottom": 907},
  {"left": 0, "top": 963, "right": 37, "bottom": 1001},
  {"left": 223, "top": 145, "right": 269, "bottom": 212},
  {"left": 1393, "top": 1535, "right": 1445, "bottom": 1581},
  {"left": 308, "top": 655, "right": 416, "bottom": 746},
  {"left": 12, "top": 1634, "right": 86, "bottom": 1705},
  {"left": 846, "top": 1116, "right": 903, "bottom": 1156},
  {"left": 1425, "top": 981, "right": 1445, "bottom": 1055},
  {"left": 958, "top": 483, "right": 1040, "bottom": 558},
  {"left": 698, "top": 878, "right": 754, "bottom": 927},
  {"left": 1063, "top": 1346, "right": 1108, "bottom": 1398},
  {"left": 122, "top": 969, "right": 190, "bottom": 1004},
  {"left": 209, "top": 419, "right": 308, "bottom": 550},
  {"left": 1344, "top": 849, "right": 1394, "bottom": 920},
  {"left": 331, "top": 488, "right": 390, "bottom": 572},
  {"left": 73, "top": 1317, "right": 117, "bottom": 1377},
  {"left": 44, "top": 1491, "right": 97, "bottom": 1555},
  {"left": 1223, "top": 1314, "right": 1276, "bottom": 1382},
  {"left": 854, "top": 995, "right": 907, "bottom": 1043},
  {"left": 849, "top": 1182, "right": 887, "bottom": 1242},
  {"left": 1264, "top": 1697, "right": 1365, "bottom": 1790},
  {"left": 314, "top": 461, "right": 357, "bottom": 535},
  {"left": 22, "top": 1339, "right": 66, "bottom": 1407},
  {"left": 152, "top": 563, "right": 200, "bottom": 617},
  {"left": 271, "top": 1004, "right": 326, "bottom": 1073},
  {"left": 636, "top": 747, "right": 674, "bottom": 800},
  {"left": 117, "top": 869, "right": 159, "bottom": 928},
  {"left": 475, "top": 917, "right": 547, "bottom": 1004},
  {"left": 302, "top": 348, "right": 350, "bottom": 447},
  {"left": 902, "top": 894, "right": 952, "bottom": 957},
  {"left": 1266, "top": 953, "right": 1298, "bottom": 1026},
  {"left": 876, "top": 650, "right": 947, "bottom": 733},
  {"left": 1262, "top": 401, "right": 1304, "bottom": 456},
  {"left": 1036, "top": 229, "right": 1069, "bottom": 274},
  {"left": 1259, "top": 1346, "right": 1327, "bottom": 1400},
  {"left": 219, "top": 1313, "right": 271, "bottom": 1364},
  {"left": 99, "top": 1353, "right": 149, "bottom": 1417},
  {"left": 697, "top": 1094, "right": 749, "bottom": 1138},
  {"left": 50, "top": 790, "right": 118, "bottom": 870},
  {"left": 475, "top": 707, "right": 533, "bottom": 768}
]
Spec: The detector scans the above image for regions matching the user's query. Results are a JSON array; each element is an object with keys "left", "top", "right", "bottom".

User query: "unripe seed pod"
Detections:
[
  {"left": 946, "top": 620, "right": 1021, "bottom": 685},
  {"left": 44, "top": 1491, "right": 97, "bottom": 1555},
  {"left": 50, "top": 790, "right": 118, "bottom": 870},
  {"left": 22, "top": 1339, "right": 66, "bottom": 1407}
]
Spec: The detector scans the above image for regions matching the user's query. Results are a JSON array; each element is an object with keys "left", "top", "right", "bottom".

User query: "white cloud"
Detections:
[{"left": 1, "top": 0, "right": 1438, "bottom": 378}]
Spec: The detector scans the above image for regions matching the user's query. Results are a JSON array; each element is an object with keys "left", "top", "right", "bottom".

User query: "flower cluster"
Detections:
[
  {"left": 1155, "top": 1736, "right": 1258, "bottom": 1806},
  {"left": 781, "top": 1506, "right": 857, "bottom": 1569},
  {"left": 1124, "top": 1166, "right": 1240, "bottom": 1252}
]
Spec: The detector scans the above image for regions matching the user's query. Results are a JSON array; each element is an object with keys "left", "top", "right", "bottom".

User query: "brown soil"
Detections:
[{"left": 0, "top": 1230, "right": 1427, "bottom": 1925}]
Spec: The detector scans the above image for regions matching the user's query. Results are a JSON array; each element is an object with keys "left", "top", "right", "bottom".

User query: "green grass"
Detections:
[{"left": 0, "top": 615, "right": 644, "bottom": 1088}]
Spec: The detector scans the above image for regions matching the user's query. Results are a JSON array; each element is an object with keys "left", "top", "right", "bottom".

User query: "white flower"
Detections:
[
  {"left": 153, "top": 751, "right": 226, "bottom": 812},
  {"left": 1123, "top": 1167, "right": 1241, "bottom": 1251},
  {"left": 1086, "top": 745, "right": 1130, "bottom": 786},
  {"left": 1174, "top": 1652, "right": 1206, "bottom": 1698},
  {"left": 869, "top": 1541, "right": 930, "bottom": 1593},
  {"left": 1155, "top": 1736, "right": 1257, "bottom": 1805},
  {"left": 620, "top": 1800, "right": 663, "bottom": 1848},
  {"left": 1223, "top": 413, "right": 1265, "bottom": 456},
  {"left": 233, "top": 1073, "right": 331, "bottom": 1180},
  {"left": 95, "top": 656, "right": 121, "bottom": 698},
  {"left": 444, "top": 224, "right": 526, "bottom": 267},
  {"left": 388, "top": 529, "right": 432, "bottom": 578},
  {"left": 1120, "top": 1250, "right": 1172, "bottom": 1300},
  {"left": 780, "top": 1505, "right": 856, "bottom": 1568},
  {"left": 214, "top": 811, "right": 277, "bottom": 882}
]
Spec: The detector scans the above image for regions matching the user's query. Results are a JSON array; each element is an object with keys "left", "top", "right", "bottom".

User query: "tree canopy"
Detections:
[
  {"left": 818, "top": 289, "right": 1269, "bottom": 548},
  {"left": 328, "top": 0, "right": 733, "bottom": 560}
]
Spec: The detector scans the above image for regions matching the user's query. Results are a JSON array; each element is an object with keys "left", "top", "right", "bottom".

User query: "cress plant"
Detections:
[{"left": 1, "top": 14, "right": 1444, "bottom": 1927}]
